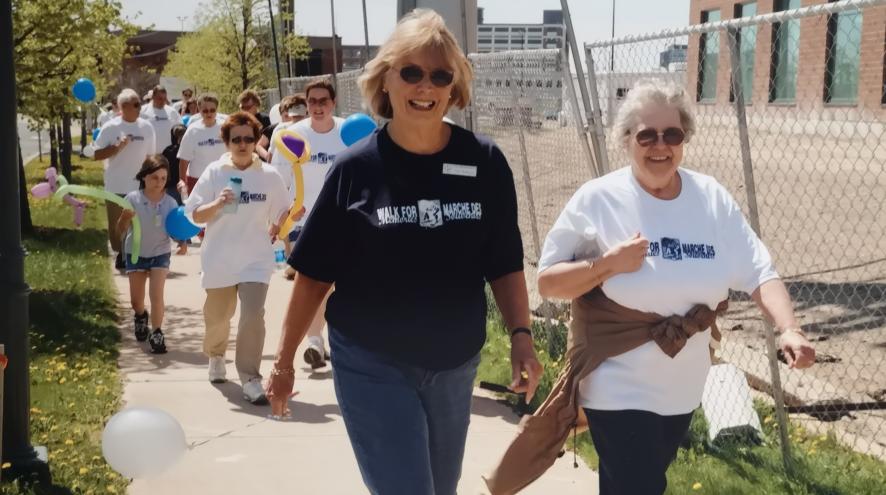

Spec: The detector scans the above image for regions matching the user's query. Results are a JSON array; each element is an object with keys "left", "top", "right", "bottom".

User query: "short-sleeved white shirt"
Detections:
[
  {"left": 177, "top": 120, "right": 226, "bottom": 179},
  {"left": 140, "top": 104, "right": 182, "bottom": 151},
  {"left": 184, "top": 153, "right": 290, "bottom": 289},
  {"left": 288, "top": 117, "right": 346, "bottom": 228},
  {"left": 94, "top": 117, "right": 156, "bottom": 194},
  {"left": 538, "top": 167, "right": 779, "bottom": 415}
]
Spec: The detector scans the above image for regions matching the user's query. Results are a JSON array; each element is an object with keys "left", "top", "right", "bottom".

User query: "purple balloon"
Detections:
[{"left": 281, "top": 134, "right": 306, "bottom": 158}]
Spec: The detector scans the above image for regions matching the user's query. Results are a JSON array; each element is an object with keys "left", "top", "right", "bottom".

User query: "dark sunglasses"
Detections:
[
  {"left": 398, "top": 65, "right": 454, "bottom": 88},
  {"left": 230, "top": 136, "right": 256, "bottom": 144},
  {"left": 635, "top": 127, "right": 685, "bottom": 147}
]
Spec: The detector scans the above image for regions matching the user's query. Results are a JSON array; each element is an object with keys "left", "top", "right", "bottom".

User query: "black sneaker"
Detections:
[
  {"left": 149, "top": 329, "right": 167, "bottom": 354},
  {"left": 115, "top": 252, "right": 126, "bottom": 270},
  {"left": 134, "top": 311, "right": 149, "bottom": 342}
]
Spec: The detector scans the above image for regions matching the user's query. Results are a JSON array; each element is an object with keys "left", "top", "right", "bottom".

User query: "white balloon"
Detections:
[
  {"left": 102, "top": 407, "right": 187, "bottom": 479},
  {"left": 82, "top": 144, "right": 95, "bottom": 158}
]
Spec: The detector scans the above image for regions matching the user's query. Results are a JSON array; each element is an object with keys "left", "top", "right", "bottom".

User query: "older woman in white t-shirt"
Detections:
[
  {"left": 185, "top": 111, "right": 290, "bottom": 405},
  {"left": 537, "top": 79, "right": 815, "bottom": 495}
]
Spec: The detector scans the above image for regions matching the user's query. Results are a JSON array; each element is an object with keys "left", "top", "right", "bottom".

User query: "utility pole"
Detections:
[
  {"left": 329, "top": 0, "right": 339, "bottom": 99},
  {"left": 176, "top": 15, "right": 188, "bottom": 32},
  {"left": 268, "top": 0, "right": 283, "bottom": 100},
  {"left": 0, "top": 0, "right": 51, "bottom": 483},
  {"left": 361, "top": 0, "right": 371, "bottom": 67}
]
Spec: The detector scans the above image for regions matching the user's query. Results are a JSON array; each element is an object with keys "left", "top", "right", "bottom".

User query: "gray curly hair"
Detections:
[{"left": 610, "top": 79, "right": 696, "bottom": 147}]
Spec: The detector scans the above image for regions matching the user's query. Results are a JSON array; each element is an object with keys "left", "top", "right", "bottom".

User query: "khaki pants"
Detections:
[
  {"left": 105, "top": 199, "right": 126, "bottom": 253},
  {"left": 203, "top": 283, "right": 269, "bottom": 384}
]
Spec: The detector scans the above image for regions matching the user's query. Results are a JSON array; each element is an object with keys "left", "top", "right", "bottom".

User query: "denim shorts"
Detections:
[{"left": 124, "top": 252, "right": 171, "bottom": 273}]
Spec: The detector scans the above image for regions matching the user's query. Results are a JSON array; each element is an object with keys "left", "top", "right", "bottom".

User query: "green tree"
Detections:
[{"left": 165, "top": 0, "right": 309, "bottom": 109}]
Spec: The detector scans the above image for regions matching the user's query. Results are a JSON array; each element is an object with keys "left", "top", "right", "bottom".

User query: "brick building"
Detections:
[{"left": 687, "top": 0, "right": 885, "bottom": 119}]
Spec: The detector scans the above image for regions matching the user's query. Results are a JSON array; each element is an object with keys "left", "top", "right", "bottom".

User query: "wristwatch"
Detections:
[{"left": 510, "top": 327, "right": 532, "bottom": 339}]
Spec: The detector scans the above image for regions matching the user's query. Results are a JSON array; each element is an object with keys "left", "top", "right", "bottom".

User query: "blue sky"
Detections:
[{"left": 121, "top": 0, "right": 690, "bottom": 49}]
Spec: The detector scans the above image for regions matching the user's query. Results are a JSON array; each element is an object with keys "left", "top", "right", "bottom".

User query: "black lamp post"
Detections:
[{"left": 0, "top": 0, "right": 51, "bottom": 484}]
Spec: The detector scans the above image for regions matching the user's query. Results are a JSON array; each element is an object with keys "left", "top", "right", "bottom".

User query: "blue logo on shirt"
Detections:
[
  {"left": 647, "top": 237, "right": 715, "bottom": 261},
  {"left": 198, "top": 138, "right": 224, "bottom": 146},
  {"left": 239, "top": 191, "right": 267, "bottom": 204},
  {"left": 311, "top": 152, "right": 336, "bottom": 164}
]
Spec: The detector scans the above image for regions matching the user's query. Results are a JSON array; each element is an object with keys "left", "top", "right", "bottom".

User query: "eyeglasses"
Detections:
[
  {"left": 307, "top": 97, "right": 331, "bottom": 106},
  {"left": 398, "top": 65, "right": 454, "bottom": 88},
  {"left": 635, "top": 127, "right": 685, "bottom": 147},
  {"left": 230, "top": 136, "right": 256, "bottom": 144}
]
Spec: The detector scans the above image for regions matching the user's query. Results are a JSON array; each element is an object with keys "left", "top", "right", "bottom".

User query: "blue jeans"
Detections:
[{"left": 330, "top": 328, "right": 480, "bottom": 495}]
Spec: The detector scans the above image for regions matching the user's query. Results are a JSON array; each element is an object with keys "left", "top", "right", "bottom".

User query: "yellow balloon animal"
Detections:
[{"left": 273, "top": 129, "right": 312, "bottom": 238}]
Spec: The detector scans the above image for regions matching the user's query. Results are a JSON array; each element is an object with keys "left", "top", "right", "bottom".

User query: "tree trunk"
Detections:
[
  {"left": 79, "top": 108, "right": 87, "bottom": 153},
  {"left": 61, "top": 112, "right": 72, "bottom": 181},
  {"left": 18, "top": 139, "right": 33, "bottom": 237},
  {"left": 48, "top": 120, "right": 58, "bottom": 169}
]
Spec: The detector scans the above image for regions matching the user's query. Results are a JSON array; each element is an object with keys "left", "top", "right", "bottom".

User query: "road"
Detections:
[{"left": 17, "top": 114, "right": 43, "bottom": 163}]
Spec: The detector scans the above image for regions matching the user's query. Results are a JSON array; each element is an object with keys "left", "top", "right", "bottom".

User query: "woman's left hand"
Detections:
[
  {"left": 778, "top": 331, "right": 816, "bottom": 369},
  {"left": 509, "top": 333, "right": 543, "bottom": 404}
]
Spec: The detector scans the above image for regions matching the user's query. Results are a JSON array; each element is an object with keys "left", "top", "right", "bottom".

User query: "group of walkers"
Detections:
[{"left": 91, "top": 9, "right": 817, "bottom": 495}]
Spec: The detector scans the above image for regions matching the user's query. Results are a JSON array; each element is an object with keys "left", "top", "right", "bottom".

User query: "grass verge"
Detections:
[
  {"left": 478, "top": 293, "right": 886, "bottom": 494},
  {"left": 1, "top": 156, "right": 128, "bottom": 494}
]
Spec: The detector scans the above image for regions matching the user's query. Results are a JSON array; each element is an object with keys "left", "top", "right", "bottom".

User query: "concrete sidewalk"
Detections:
[{"left": 114, "top": 245, "right": 598, "bottom": 494}]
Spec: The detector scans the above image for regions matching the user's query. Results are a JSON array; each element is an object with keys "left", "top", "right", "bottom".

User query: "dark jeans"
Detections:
[
  {"left": 330, "top": 328, "right": 480, "bottom": 495},
  {"left": 584, "top": 408, "right": 694, "bottom": 495}
]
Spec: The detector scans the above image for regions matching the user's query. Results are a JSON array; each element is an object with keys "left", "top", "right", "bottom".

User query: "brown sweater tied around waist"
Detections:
[{"left": 482, "top": 287, "right": 727, "bottom": 495}]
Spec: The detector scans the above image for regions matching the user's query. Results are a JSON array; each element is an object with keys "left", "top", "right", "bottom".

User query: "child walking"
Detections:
[{"left": 118, "top": 155, "right": 179, "bottom": 353}]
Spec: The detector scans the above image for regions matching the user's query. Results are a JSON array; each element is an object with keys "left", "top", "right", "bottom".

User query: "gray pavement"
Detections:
[{"left": 114, "top": 246, "right": 597, "bottom": 494}]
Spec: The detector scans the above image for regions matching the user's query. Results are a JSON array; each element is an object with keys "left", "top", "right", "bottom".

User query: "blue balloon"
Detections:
[
  {"left": 165, "top": 206, "right": 201, "bottom": 241},
  {"left": 72, "top": 78, "right": 96, "bottom": 103},
  {"left": 182, "top": 114, "right": 191, "bottom": 127},
  {"left": 92, "top": 128, "right": 100, "bottom": 142},
  {"left": 340, "top": 113, "right": 377, "bottom": 147}
]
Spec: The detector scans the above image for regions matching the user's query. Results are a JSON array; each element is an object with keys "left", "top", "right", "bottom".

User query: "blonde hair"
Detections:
[
  {"left": 359, "top": 9, "right": 473, "bottom": 119},
  {"left": 611, "top": 79, "right": 696, "bottom": 147}
]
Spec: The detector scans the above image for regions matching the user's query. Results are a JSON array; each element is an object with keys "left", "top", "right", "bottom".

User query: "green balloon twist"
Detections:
[{"left": 54, "top": 176, "right": 141, "bottom": 263}]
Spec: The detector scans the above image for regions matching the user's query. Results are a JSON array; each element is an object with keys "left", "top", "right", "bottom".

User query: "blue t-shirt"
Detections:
[
  {"left": 124, "top": 190, "right": 178, "bottom": 258},
  {"left": 288, "top": 124, "right": 524, "bottom": 370}
]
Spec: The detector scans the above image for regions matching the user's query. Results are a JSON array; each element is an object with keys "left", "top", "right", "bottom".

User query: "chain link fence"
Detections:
[
  {"left": 262, "top": 68, "right": 366, "bottom": 117},
  {"left": 585, "top": 0, "right": 886, "bottom": 464},
  {"left": 262, "top": 0, "right": 885, "bottom": 465}
]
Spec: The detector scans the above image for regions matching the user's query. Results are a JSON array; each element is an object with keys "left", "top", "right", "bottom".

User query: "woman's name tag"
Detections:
[{"left": 442, "top": 163, "right": 477, "bottom": 177}]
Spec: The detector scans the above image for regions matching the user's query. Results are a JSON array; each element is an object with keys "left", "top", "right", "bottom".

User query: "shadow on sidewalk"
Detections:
[{"left": 470, "top": 395, "right": 520, "bottom": 425}]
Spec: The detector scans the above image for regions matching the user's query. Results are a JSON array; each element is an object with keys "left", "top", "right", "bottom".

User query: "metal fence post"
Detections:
[
  {"left": 561, "top": 47, "right": 600, "bottom": 179},
  {"left": 727, "top": 27, "right": 795, "bottom": 475},
  {"left": 507, "top": 61, "right": 543, "bottom": 261},
  {"left": 584, "top": 51, "right": 611, "bottom": 175}
]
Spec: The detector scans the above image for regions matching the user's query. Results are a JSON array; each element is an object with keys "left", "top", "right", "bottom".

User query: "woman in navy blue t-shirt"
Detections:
[{"left": 266, "top": 9, "right": 543, "bottom": 495}]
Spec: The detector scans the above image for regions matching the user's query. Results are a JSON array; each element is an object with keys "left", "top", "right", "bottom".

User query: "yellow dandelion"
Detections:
[
  {"left": 2, "top": 462, "right": 11, "bottom": 469},
  {"left": 50, "top": 425, "right": 59, "bottom": 432},
  {"left": 763, "top": 415, "right": 773, "bottom": 424},
  {"left": 106, "top": 472, "right": 118, "bottom": 479},
  {"left": 79, "top": 467, "right": 89, "bottom": 475},
  {"left": 692, "top": 482, "right": 703, "bottom": 490},
  {"left": 58, "top": 377, "right": 67, "bottom": 384},
  {"left": 30, "top": 407, "right": 41, "bottom": 414},
  {"left": 78, "top": 369, "right": 89, "bottom": 376},
  {"left": 107, "top": 486, "right": 117, "bottom": 493},
  {"left": 809, "top": 448, "right": 817, "bottom": 455},
  {"left": 65, "top": 439, "right": 74, "bottom": 445}
]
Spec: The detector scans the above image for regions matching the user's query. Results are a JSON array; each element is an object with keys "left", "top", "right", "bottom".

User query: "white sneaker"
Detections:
[
  {"left": 303, "top": 340, "right": 328, "bottom": 370},
  {"left": 208, "top": 356, "right": 227, "bottom": 383},
  {"left": 242, "top": 378, "right": 268, "bottom": 405}
]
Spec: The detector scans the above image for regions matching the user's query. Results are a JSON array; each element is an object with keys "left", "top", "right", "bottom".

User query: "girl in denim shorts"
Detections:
[{"left": 118, "top": 155, "right": 180, "bottom": 353}]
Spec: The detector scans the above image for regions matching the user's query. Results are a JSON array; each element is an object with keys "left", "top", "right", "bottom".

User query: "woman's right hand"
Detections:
[
  {"left": 266, "top": 371, "right": 298, "bottom": 418},
  {"left": 119, "top": 209, "right": 136, "bottom": 221},
  {"left": 215, "top": 187, "right": 235, "bottom": 208},
  {"left": 602, "top": 232, "right": 649, "bottom": 275}
]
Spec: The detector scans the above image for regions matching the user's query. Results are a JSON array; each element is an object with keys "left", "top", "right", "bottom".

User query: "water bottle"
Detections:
[
  {"left": 273, "top": 240, "right": 286, "bottom": 270},
  {"left": 223, "top": 177, "right": 242, "bottom": 214}
]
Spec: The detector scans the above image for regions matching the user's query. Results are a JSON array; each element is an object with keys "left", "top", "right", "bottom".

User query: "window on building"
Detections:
[
  {"left": 494, "top": 27, "right": 509, "bottom": 32},
  {"left": 770, "top": 0, "right": 801, "bottom": 102},
  {"left": 825, "top": 4, "right": 862, "bottom": 103},
  {"left": 528, "top": 27, "right": 542, "bottom": 33},
  {"left": 528, "top": 39, "right": 542, "bottom": 44},
  {"left": 479, "top": 27, "right": 492, "bottom": 33},
  {"left": 512, "top": 27, "right": 525, "bottom": 33},
  {"left": 479, "top": 37, "right": 491, "bottom": 44},
  {"left": 731, "top": 2, "right": 758, "bottom": 102},
  {"left": 698, "top": 9, "right": 721, "bottom": 101},
  {"left": 494, "top": 39, "right": 509, "bottom": 44}
]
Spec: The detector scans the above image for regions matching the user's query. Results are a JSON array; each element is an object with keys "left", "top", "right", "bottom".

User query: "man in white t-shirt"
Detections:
[
  {"left": 177, "top": 93, "right": 226, "bottom": 195},
  {"left": 94, "top": 88, "right": 156, "bottom": 269},
  {"left": 97, "top": 101, "right": 119, "bottom": 128},
  {"left": 273, "top": 79, "right": 346, "bottom": 370},
  {"left": 141, "top": 84, "right": 182, "bottom": 152}
]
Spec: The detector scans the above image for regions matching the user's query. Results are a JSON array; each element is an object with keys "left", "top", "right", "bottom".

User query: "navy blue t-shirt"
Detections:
[{"left": 288, "top": 123, "right": 524, "bottom": 370}]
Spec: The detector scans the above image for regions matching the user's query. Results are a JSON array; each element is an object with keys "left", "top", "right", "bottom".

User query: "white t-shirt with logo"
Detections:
[
  {"left": 268, "top": 121, "right": 299, "bottom": 197},
  {"left": 184, "top": 154, "right": 290, "bottom": 289},
  {"left": 141, "top": 104, "right": 182, "bottom": 151},
  {"left": 538, "top": 167, "right": 779, "bottom": 415},
  {"left": 289, "top": 117, "right": 346, "bottom": 228},
  {"left": 94, "top": 117, "right": 156, "bottom": 194},
  {"left": 177, "top": 120, "right": 226, "bottom": 179}
]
